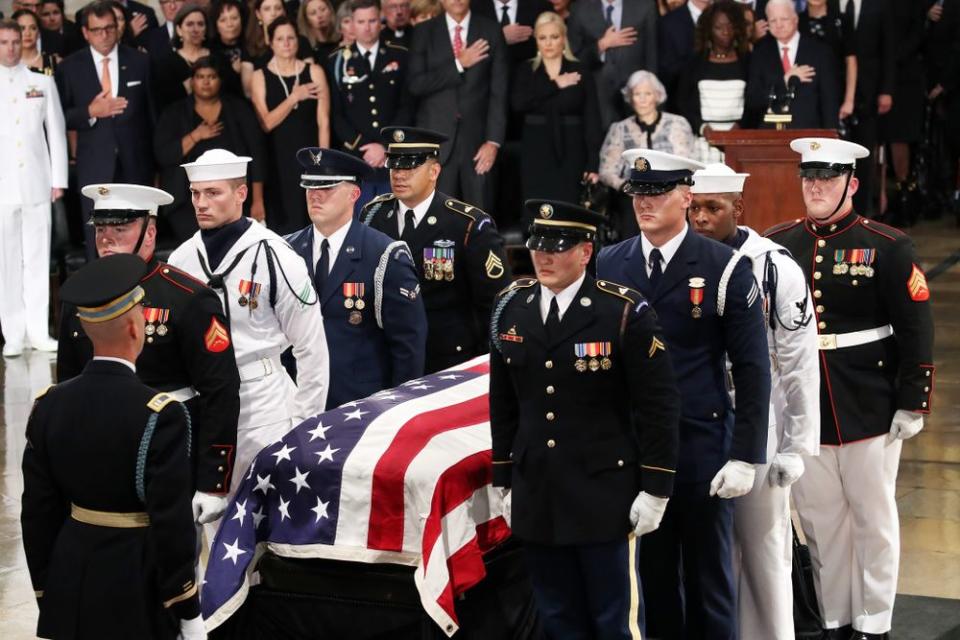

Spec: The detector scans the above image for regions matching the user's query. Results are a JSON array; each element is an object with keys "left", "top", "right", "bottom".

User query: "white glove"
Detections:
[
  {"left": 767, "top": 453, "right": 805, "bottom": 488},
  {"left": 629, "top": 491, "right": 669, "bottom": 536},
  {"left": 709, "top": 460, "right": 756, "bottom": 499},
  {"left": 500, "top": 488, "right": 511, "bottom": 528},
  {"left": 178, "top": 614, "right": 207, "bottom": 640},
  {"left": 888, "top": 409, "right": 924, "bottom": 442},
  {"left": 192, "top": 492, "right": 228, "bottom": 525}
]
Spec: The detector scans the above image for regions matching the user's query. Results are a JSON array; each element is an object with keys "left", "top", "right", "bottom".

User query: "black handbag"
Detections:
[{"left": 793, "top": 522, "right": 824, "bottom": 639}]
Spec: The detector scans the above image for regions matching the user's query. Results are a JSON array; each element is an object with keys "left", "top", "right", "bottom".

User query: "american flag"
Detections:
[{"left": 201, "top": 356, "right": 511, "bottom": 636}]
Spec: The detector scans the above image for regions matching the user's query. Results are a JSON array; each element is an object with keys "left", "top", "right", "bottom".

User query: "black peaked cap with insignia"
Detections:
[
  {"left": 60, "top": 254, "right": 149, "bottom": 323},
  {"left": 621, "top": 149, "right": 706, "bottom": 196},
  {"left": 381, "top": 126, "right": 449, "bottom": 169},
  {"left": 297, "top": 147, "right": 373, "bottom": 189},
  {"left": 525, "top": 199, "right": 606, "bottom": 253}
]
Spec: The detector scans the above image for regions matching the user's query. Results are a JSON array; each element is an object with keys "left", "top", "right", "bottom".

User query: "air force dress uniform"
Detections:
[
  {"left": 362, "top": 127, "right": 511, "bottom": 373},
  {"left": 168, "top": 150, "right": 330, "bottom": 498},
  {"left": 285, "top": 148, "right": 427, "bottom": 409},
  {"left": 21, "top": 255, "right": 201, "bottom": 640},
  {"left": 57, "top": 184, "right": 242, "bottom": 507},
  {"left": 766, "top": 139, "right": 935, "bottom": 638},
  {"left": 490, "top": 200, "right": 681, "bottom": 639},
  {"left": 690, "top": 165, "right": 822, "bottom": 640},
  {"left": 596, "top": 150, "right": 771, "bottom": 639}
]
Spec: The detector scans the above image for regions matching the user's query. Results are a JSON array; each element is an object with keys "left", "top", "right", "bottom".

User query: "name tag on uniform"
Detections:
[
  {"left": 126, "top": 80, "right": 141, "bottom": 87},
  {"left": 25, "top": 87, "right": 44, "bottom": 99}
]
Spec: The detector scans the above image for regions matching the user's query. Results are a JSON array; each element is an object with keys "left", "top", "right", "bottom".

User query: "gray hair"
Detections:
[
  {"left": 621, "top": 70, "right": 667, "bottom": 106},
  {"left": 765, "top": 0, "right": 797, "bottom": 18}
]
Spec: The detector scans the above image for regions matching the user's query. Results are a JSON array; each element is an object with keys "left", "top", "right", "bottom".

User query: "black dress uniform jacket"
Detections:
[
  {"left": 21, "top": 360, "right": 198, "bottom": 639},
  {"left": 766, "top": 212, "right": 935, "bottom": 445},
  {"left": 489, "top": 276, "right": 681, "bottom": 545},
  {"left": 363, "top": 191, "right": 512, "bottom": 373},
  {"left": 57, "top": 258, "right": 241, "bottom": 494}
]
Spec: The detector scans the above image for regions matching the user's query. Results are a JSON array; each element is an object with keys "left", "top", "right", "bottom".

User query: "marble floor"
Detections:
[{"left": 0, "top": 219, "right": 958, "bottom": 638}]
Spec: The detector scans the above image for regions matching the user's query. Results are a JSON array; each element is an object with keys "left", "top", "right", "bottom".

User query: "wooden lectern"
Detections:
[{"left": 704, "top": 129, "right": 838, "bottom": 233}]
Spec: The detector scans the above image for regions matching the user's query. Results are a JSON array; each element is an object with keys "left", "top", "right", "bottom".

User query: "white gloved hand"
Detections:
[
  {"left": 629, "top": 491, "right": 669, "bottom": 536},
  {"left": 178, "top": 614, "right": 207, "bottom": 640},
  {"left": 500, "top": 488, "right": 511, "bottom": 528},
  {"left": 709, "top": 460, "right": 756, "bottom": 499},
  {"left": 192, "top": 492, "right": 228, "bottom": 525},
  {"left": 888, "top": 409, "right": 924, "bottom": 442},
  {"left": 767, "top": 453, "right": 805, "bottom": 488}
]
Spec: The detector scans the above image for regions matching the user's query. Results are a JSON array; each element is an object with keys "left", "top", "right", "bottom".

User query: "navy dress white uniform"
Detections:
[
  {"left": 21, "top": 254, "right": 202, "bottom": 640},
  {"left": 57, "top": 184, "right": 241, "bottom": 520},
  {"left": 490, "top": 200, "right": 681, "bottom": 640},
  {"left": 285, "top": 147, "right": 427, "bottom": 409},
  {"left": 596, "top": 150, "right": 771, "bottom": 640},
  {"left": 690, "top": 164, "right": 821, "bottom": 640},
  {"left": 362, "top": 127, "right": 512, "bottom": 373},
  {"left": 167, "top": 150, "right": 330, "bottom": 501},
  {"left": 766, "top": 138, "right": 935, "bottom": 639}
]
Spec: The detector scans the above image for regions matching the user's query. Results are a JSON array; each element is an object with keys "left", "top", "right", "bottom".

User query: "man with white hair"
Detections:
[
  {"left": 690, "top": 163, "right": 820, "bottom": 640},
  {"left": 168, "top": 149, "right": 330, "bottom": 508}
]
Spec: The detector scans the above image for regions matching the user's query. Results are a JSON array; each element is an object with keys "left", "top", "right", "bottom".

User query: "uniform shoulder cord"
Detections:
[
  {"left": 260, "top": 241, "right": 318, "bottom": 309},
  {"left": 764, "top": 252, "right": 812, "bottom": 333},
  {"left": 197, "top": 248, "right": 250, "bottom": 326}
]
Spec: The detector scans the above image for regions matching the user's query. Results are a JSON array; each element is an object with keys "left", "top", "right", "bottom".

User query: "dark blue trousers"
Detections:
[
  {"left": 640, "top": 481, "right": 737, "bottom": 640},
  {"left": 523, "top": 535, "right": 644, "bottom": 640}
]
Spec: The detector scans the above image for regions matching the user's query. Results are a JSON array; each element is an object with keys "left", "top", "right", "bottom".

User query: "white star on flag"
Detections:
[
  {"left": 315, "top": 444, "right": 340, "bottom": 464},
  {"left": 410, "top": 384, "right": 433, "bottom": 390},
  {"left": 252, "top": 507, "right": 265, "bottom": 529},
  {"left": 307, "top": 421, "right": 331, "bottom": 441},
  {"left": 231, "top": 499, "right": 247, "bottom": 527},
  {"left": 254, "top": 473, "right": 276, "bottom": 495},
  {"left": 311, "top": 496, "right": 330, "bottom": 522},
  {"left": 343, "top": 408, "right": 368, "bottom": 421},
  {"left": 278, "top": 496, "right": 291, "bottom": 521},
  {"left": 377, "top": 393, "right": 398, "bottom": 401},
  {"left": 289, "top": 467, "right": 310, "bottom": 494},
  {"left": 271, "top": 443, "right": 296, "bottom": 464},
  {"left": 438, "top": 374, "right": 461, "bottom": 380},
  {"left": 222, "top": 538, "right": 246, "bottom": 565},
  {"left": 340, "top": 401, "right": 363, "bottom": 408}
]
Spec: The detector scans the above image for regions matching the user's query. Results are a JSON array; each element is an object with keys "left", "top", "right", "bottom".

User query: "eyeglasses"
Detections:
[{"left": 86, "top": 24, "right": 118, "bottom": 35}]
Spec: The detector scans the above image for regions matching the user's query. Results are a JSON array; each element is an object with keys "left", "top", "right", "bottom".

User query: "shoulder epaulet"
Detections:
[
  {"left": 33, "top": 385, "right": 54, "bottom": 402},
  {"left": 497, "top": 277, "right": 537, "bottom": 297},
  {"left": 859, "top": 217, "right": 906, "bottom": 240},
  {"left": 147, "top": 393, "right": 176, "bottom": 413},
  {"left": 443, "top": 197, "right": 485, "bottom": 221},
  {"left": 596, "top": 279, "right": 643, "bottom": 305},
  {"left": 763, "top": 218, "right": 803, "bottom": 237},
  {"left": 362, "top": 192, "right": 397, "bottom": 225},
  {"left": 155, "top": 262, "right": 205, "bottom": 293},
  {"left": 384, "top": 41, "right": 408, "bottom": 51}
]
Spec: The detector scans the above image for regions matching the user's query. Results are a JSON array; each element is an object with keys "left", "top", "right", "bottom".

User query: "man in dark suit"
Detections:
[
  {"left": 473, "top": 0, "right": 550, "bottom": 68},
  {"left": 57, "top": 0, "right": 155, "bottom": 258},
  {"left": 407, "top": 0, "right": 508, "bottom": 211},
  {"left": 74, "top": 0, "right": 158, "bottom": 33},
  {"left": 568, "top": 0, "right": 658, "bottom": 128},
  {"left": 746, "top": 0, "right": 839, "bottom": 129},
  {"left": 657, "top": 0, "right": 710, "bottom": 111},
  {"left": 596, "top": 149, "right": 771, "bottom": 639},
  {"left": 285, "top": 148, "right": 427, "bottom": 410},
  {"left": 383, "top": 0, "right": 414, "bottom": 47},
  {"left": 139, "top": 0, "right": 183, "bottom": 59},
  {"left": 362, "top": 127, "right": 512, "bottom": 373}
]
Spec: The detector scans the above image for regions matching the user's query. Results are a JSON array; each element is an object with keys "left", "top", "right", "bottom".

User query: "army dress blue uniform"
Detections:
[{"left": 596, "top": 150, "right": 771, "bottom": 640}]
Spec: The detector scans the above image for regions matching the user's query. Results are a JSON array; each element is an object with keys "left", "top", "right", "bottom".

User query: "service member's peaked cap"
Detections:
[
  {"left": 181, "top": 148, "right": 252, "bottom": 182},
  {"left": 381, "top": 126, "right": 449, "bottom": 169},
  {"left": 525, "top": 199, "right": 606, "bottom": 253},
  {"left": 297, "top": 147, "right": 373, "bottom": 189},
  {"left": 790, "top": 137, "right": 870, "bottom": 178},
  {"left": 81, "top": 184, "right": 174, "bottom": 225},
  {"left": 690, "top": 163, "right": 750, "bottom": 194},
  {"left": 60, "top": 254, "right": 148, "bottom": 323},
  {"left": 621, "top": 149, "right": 706, "bottom": 195}
]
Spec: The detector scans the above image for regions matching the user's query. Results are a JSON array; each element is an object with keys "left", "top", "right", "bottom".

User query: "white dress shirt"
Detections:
[
  {"left": 93, "top": 356, "right": 137, "bottom": 372},
  {"left": 492, "top": 0, "right": 518, "bottom": 24},
  {"left": 312, "top": 218, "right": 353, "bottom": 274},
  {"left": 539, "top": 271, "right": 586, "bottom": 323},
  {"left": 90, "top": 44, "right": 120, "bottom": 98},
  {"left": 356, "top": 40, "right": 380, "bottom": 70},
  {"left": 397, "top": 189, "right": 437, "bottom": 236},
  {"left": 842, "top": 0, "right": 862, "bottom": 29},
  {"left": 688, "top": 1, "right": 704, "bottom": 24},
  {"left": 445, "top": 11, "right": 472, "bottom": 73},
  {"left": 640, "top": 223, "right": 688, "bottom": 277},
  {"left": 776, "top": 30, "right": 801, "bottom": 69}
]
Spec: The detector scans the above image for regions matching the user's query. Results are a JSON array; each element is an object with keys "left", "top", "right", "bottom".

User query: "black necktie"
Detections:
[
  {"left": 363, "top": 49, "right": 372, "bottom": 71},
  {"left": 605, "top": 3, "right": 614, "bottom": 27},
  {"left": 844, "top": 0, "right": 856, "bottom": 29},
  {"left": 500, "top": 3, "right": 511, "bottom": 26},
  {"left": 648, "top": 247, "right": 663, "bottom": 289},
  {"left": 545, "top": 296, "right": 561, "bottom": 340},
  {"left": 315, "top": 238, "right": 330, "bottom": 295},
  {"left": 402, "top": 209, "right": 416, "bottom": 241}
]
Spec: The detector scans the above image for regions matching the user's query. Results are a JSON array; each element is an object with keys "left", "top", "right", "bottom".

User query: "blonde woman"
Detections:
[
  {"left": 510, "top": 11, "right": 601, "bottom": 210},
  {"left": 298, "top": 0, "right": 338, "bottom": 59}
]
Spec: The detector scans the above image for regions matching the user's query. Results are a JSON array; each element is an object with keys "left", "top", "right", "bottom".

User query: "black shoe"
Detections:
[
  {"left": 822, "top": 625, "right": 853, "bottom": 640},
  {"left": 850, "top": 632, "right": 889, "bottom": 640}
]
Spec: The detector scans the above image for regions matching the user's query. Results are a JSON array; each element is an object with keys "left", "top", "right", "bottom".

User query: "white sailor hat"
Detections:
[
  {"left": 621, "top": 149, "right": 706, "bottom": 195},
  {"left": 690, "top": 163, "right": 750, "bottom": 194},
  {"left": 181, "top": 148, "right": 252, "bottom": 182},
  {"left": 80, "top": 183, "right": 174, "bottom": 224},
  {"left": 790, "top": 138, "right": 869, "bottom": 178}
]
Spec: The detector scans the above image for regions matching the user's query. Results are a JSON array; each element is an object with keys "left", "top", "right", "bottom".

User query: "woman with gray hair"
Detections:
[{"left": 598, "top": 69, "right": 695, "bottom": 239}]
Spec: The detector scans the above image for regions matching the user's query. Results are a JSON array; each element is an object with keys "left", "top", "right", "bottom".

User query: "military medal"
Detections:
[
  {"left": 343, "top": 282, "right": 365, "bottom": 309},
  {"left": 355, "top": 298, "right": 366, "bottom": 310},
  {"left": 689, "top": 277, "right": 706, "bottom": 318},
  {"left": 249, "top": 299, "right": 259, "bottom": 310},
  {"left": 239, "top": 279, "right": 261, "bottom": 308},
  {"left": 443, "top": 259, "right": 454, "bottom": 281},
  {"left": 145, "top": 324, "right": 156, "bottom": 336},
  {"left": 599, "top": 342, "right": 613, "bottom": 370},
  {"left": 157, "top": 324, "right": 169, "bottom": 337},
  {"left": 238, "top": 296, "right": 248, "bottom": 307},
  {"left": 344, "top": 298, "right": 355, "bottom": 309},
  {"left": 143, "top": 307, "right": 168, "bottom": 337},
  {"left": 349, "top": 310, "right": 363, "bottom": 325},
  {"left": 588, "top": 358, "right": 600, "bottom": 372},
  {"left": 574, "top": 343, "right": 588, "bottom": 372}
]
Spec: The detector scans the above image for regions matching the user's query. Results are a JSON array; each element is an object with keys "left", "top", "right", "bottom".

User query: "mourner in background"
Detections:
[
  {"left": 490, "top": 199, "right": 680, "bottom": 640},
  {"left": 767, "top": 138, "right": 935, "bottom": 640}
]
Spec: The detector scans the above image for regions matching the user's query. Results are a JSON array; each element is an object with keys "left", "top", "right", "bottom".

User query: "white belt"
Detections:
[
  {"left": 817, "top": 324, "right": 893, "bottom": 351},
  {"left": 237, "top": 356, "right": 283, "bottom": 383},
  {"left": 166, "top": 387, "right": 198, "bottom": 402}
]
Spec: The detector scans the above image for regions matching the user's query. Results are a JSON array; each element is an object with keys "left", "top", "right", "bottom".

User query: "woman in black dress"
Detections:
[
  {"left": 12, "top": 9, "right": 59, "bottom": 76},
  {"left": 511, "top": 11, "right": 601, "bottom": 215},
  {"left": 800, "top": 0, "right": 856, "bottom": 123},
  {"left": 298, "top": 0, "right": 340, "bottom": 61},
  {"left": 153, "top": 4, "right": 211, "bottom": 115},
  {"left": 241, "top": 0, "right": 313, "bottom": 96},
  {"left": 250, "top": 17, "right": 330, "bottom": 235},
  {"left": 154, "top": 57, "right": 267, "bottom": 241},
  {"left": 209, "top": 0, "right": 248, "bottom": 93}
]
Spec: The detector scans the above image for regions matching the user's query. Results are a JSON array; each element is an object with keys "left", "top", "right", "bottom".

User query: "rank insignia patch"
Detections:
[
  {"left": 204, "top": 317, "right": 231, "bottom": 353},
  {"left": 485, "top": 250, "right": 505, "bottom": 279},
  {"left": 648, "top": 336, "right": 666, "bottom": 358},
  {"left": 908, "top": 264, "right": 930, "bottom": 302}
]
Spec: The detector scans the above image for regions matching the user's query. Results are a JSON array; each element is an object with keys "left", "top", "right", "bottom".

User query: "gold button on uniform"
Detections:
[
  {"left": 220, "top": 450, "right": 227, "bottom": 456},
  {"left": 817, "top": 239, "right": 826, "bottom": 247},
  {"left": 217, "top": 466, "right": 224, "bottom": 472},
  {"left": 546, "top": 385, "right": 555, "bottom": 394},
  {"left": 924, "top": 386, "right": 929, "bottom": 392},
  {"left": 545, "top": 360, "right": 553, "bottom": 369},
  {"left": 818, "top": 321, "right": 826, "bottom": 330},
  {"left": 216, "top": 483, "right": 223, "bottom": 489},
  {"left": 922, "top": 401, "right": 928, "bottom": 408},
  {"left": 369, "top": 96, "right": 376, "bottom": 102},
  {"left": 878, "top": 361, "right": 883, "bottom": 367},
  {"left": 456, "top": 345, "right": 462, "bottom": 352},
  {"left": 547, "top": 439, "right": 556, "bottom": 448},
  {"left": 546, "top": 412, "right": 555, "bottom": 421},
  {"left": 816, "top": 305, "right": 824, "bottom": 313},
  {"left": 814, "top": 289, "right": 822, "bottom": 298},
  {"left": 617, "top": 460, "right": 624, "bottom": 467},
  {"left": 814, "top": 272, "right": 822, "bottom": 280},
  {"left": 815, "top": 255, "right": 823, "bottom": 263}
]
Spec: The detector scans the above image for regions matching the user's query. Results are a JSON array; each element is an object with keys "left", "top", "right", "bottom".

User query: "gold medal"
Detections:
[
  {"left": 250, "top": 299, "right": 259, "bottom": 310},
  {"left": 156, "top": 324, "right": 168, "bottom": 337},
  {"left": 865, "top": 266, "right": 875, "bottom": 277},
  {"left": 145, "top": 324, "right": 156, "bottom": 336},
  {"left": 424, "top": 261, "right": 434, "bottom": 280},
  {"left": 833, "top": 264, "right": 843, "bottom": 275},
  {"left": 355, "top": 298, "right": 366, "bottom": 310},
  {"left": 443, "top": 260, "right": 454, "bottom": 275},
  {"left": 344, "top": 298, "right": 355, "bottom": 309},
  {"left": 588, "top": 358, "right": 600, "bottom": 372},
  {"left": 349, "top": 310, "right": 362, "bottom": 325},
  {"left": 692, "top": 306, "right": 702, "bottom": 319},
  {"left": 575, "top": 358, "right": 587, "bottom": 372},
  {"left": 238, "top": 295, "right": 248, "bottom": 307},
  {"left": 444, "top": 270, "right": 454, "bottom": 281},
  {"left": 601, "top": 357, "right": 612, "bottom": 370},
  {"left": 838, "top": 263, "right": 849, "bottom": 275}
]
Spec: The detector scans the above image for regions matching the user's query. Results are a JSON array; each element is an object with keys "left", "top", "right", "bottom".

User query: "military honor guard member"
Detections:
[
  {"left": 362, "top": 126, "right": 512, "bottom": 373},
  {"left": 57, "top": 184, "right": 241, "bottom": 527},
  {"left": 490, "top": 199, "right": 681, "bottom": 639},
  {"left": 285, "top": 147, "right": 427, "bottom": 409},
  {"left": 596, "top": 149, "right": 771, "bottom": 639},
  {"left": 168, "top": 149, "right": 330, "bottom": 503},
  {"left": 766, "top": 138, "right": 936, "bottom": 640},
  {"left": 689, "top": 163, "right": 821, "bottom": 640},
  {"left": 21, "top": 254, "right": 205, "bottom": 640}
]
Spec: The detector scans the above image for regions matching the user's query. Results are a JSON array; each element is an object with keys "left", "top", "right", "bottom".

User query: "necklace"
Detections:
[
  {"left": 24, "top": 50, "right": 42, "bottom": 68},
  {"left": 271, "top": 58, "right": 301, "bottom": 109},
  {"left": 711, "top": 48, "right": 732, "bottom": 60}
]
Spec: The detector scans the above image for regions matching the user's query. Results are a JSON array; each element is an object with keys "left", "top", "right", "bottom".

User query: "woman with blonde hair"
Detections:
[
  {"left": 510, "top": 11, "right": 602, "bottom": 214},
  {"left": 298, "top": 0, "right": 338, "bottom": 60}
]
